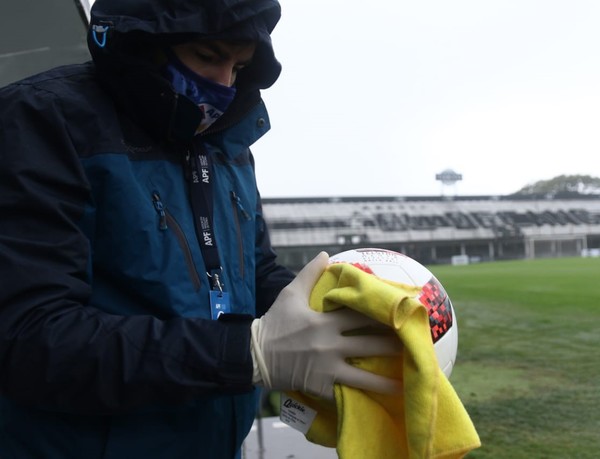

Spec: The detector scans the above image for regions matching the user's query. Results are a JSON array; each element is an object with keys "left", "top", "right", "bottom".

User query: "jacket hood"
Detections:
[
  {"left": 87, "top": 0, "right": 282, "bottom": 142},
  {"left": 88, "top": 0, "right": 282, "bottom": 91}
]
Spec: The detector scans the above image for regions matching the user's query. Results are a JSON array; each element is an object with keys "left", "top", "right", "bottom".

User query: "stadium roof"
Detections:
[{"left": 262, "top": 193, "right": 600, "bottom": 204}]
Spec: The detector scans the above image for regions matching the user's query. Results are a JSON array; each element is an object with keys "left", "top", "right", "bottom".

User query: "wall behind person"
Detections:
[{"left": 0, "top": 0, "right": 89, "bottom": 87}]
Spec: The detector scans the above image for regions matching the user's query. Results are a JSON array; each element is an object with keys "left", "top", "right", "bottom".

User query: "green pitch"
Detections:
[{"left": 430, "top": 257, "right": 600, "bottom": 459}]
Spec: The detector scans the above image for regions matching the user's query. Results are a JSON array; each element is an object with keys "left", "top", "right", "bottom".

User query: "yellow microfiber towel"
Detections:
[{"left": 287, "top": 262, "right": 481, "bottom": 459}]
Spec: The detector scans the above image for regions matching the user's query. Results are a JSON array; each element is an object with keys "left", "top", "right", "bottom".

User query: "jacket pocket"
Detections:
[
  {"left": 152, "top": 191, "right": 202, "bottom": 291},
  {"left": 229, "top": 190, "right": 251, "bottom": 279}
]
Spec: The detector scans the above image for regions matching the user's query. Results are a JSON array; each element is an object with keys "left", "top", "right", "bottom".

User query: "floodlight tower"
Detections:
[{"left": 436, "top": 169, "right": 463, "bottom": 197}]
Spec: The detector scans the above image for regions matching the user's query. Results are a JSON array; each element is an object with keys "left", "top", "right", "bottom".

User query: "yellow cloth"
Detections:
[{"left": 288, "top": 263, "right": 481, "bottom": 459}]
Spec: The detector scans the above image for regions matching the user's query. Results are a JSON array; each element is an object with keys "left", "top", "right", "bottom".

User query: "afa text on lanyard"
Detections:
[{"left": 189, "top": 145, "right": 231, "bottom": 320}]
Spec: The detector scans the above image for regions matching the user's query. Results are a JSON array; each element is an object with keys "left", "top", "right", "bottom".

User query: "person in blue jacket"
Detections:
[{"left": 0, "top": 0, "right": 401, "bottom": 458}]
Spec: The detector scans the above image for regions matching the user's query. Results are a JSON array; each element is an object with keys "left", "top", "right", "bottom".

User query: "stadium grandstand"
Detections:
[{"left": 262, "top": 194, "right": 600, "bottom": 271}]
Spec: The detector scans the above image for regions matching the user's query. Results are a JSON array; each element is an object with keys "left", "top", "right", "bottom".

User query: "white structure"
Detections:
[
  {"left": 262, "top": 195, "right": 600, "bottom": 270},
  {"left": 435, "top": 169, "right": 463, "bottom": 196}
]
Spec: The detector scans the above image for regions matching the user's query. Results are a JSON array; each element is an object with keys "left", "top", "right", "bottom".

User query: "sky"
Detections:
[{"left": 252, "top": 0, "right": 600, "bottom": 198}]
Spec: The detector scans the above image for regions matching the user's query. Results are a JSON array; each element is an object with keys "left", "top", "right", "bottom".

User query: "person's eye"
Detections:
[{"left": 195, "top": 51, "right": 217, "bottom": 63}]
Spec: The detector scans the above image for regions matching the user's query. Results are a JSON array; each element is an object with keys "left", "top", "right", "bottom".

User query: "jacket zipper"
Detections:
[
  {"left": 152, "top": 191, "right": 202, "bottom": 291},
  {"left": 152, "top": 192, "right": 168, "bottom": 230},
  {"left": 230, "top": 191, "right": 251, "bottom": 278}
]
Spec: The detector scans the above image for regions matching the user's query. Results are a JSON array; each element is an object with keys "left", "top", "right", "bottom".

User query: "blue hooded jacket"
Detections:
[{"left": 0, "top": 0, "right": 294, "bottom": 457}]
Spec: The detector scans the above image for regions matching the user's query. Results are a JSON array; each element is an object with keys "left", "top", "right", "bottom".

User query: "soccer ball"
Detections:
[{"left": 329, "top": 248, "right": 458, "bottom": 378}]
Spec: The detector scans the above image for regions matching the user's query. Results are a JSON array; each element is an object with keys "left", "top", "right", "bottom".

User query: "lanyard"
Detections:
[{"left": 188, "top": 142, "right": 224, "bottom": 293}]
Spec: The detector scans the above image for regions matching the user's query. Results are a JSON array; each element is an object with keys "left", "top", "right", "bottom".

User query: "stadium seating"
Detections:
[{"left": 262, "top": 196, "right": 600, "bottom": 269}]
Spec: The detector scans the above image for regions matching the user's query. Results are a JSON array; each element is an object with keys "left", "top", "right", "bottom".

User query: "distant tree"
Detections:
[{"left": 512, "top": 175, "right": 600, "bottom": 197}]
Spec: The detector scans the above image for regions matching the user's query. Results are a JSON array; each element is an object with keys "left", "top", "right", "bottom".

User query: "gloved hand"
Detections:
[{"left": 250, "top": 252, "right": 402, "bottom": 400}]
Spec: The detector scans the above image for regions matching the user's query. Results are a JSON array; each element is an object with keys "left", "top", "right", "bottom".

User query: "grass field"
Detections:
[{"left": 429, "top": 257, "right": 600, "bottom": 459}]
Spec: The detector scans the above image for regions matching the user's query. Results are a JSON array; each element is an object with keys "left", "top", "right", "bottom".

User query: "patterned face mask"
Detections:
[{"left": 161, "top": 49, "right": 237, "bottom": 133}]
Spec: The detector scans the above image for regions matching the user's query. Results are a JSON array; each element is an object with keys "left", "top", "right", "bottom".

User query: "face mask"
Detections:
[{"left": 161, "top": 49, "right": 237, "bottom": 133}]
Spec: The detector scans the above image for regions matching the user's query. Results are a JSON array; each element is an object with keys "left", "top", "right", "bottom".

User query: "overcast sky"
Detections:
[{"left": 253, "top": 0, "right": 600, "bottom": 198}]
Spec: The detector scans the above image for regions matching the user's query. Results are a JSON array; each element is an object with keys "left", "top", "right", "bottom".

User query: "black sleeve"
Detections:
[
  {"left": 0, "top": 82, "right": 253, "bottom": 415},
  {"left": 252, "top": 186, "right": 296, "bottom": 317}
]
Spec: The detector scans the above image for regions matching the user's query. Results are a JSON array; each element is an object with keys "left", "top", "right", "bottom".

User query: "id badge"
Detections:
[{"left": 210, "top": 290, "right": 231, "bottom": 320}]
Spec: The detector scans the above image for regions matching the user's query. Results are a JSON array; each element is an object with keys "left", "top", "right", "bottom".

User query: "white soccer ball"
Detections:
[{"left": 329, "top": 248, "right": 458, "bottom": 378}]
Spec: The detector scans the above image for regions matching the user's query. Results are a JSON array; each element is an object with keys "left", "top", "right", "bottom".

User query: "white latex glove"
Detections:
[{"left": 250, "top": 252, "right": 402, "bottom": 400}]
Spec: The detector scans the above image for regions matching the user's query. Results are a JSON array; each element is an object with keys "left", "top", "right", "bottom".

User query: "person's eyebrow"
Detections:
[{"left": 201, "top": 41, "right": 254, "bottom": 66}]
